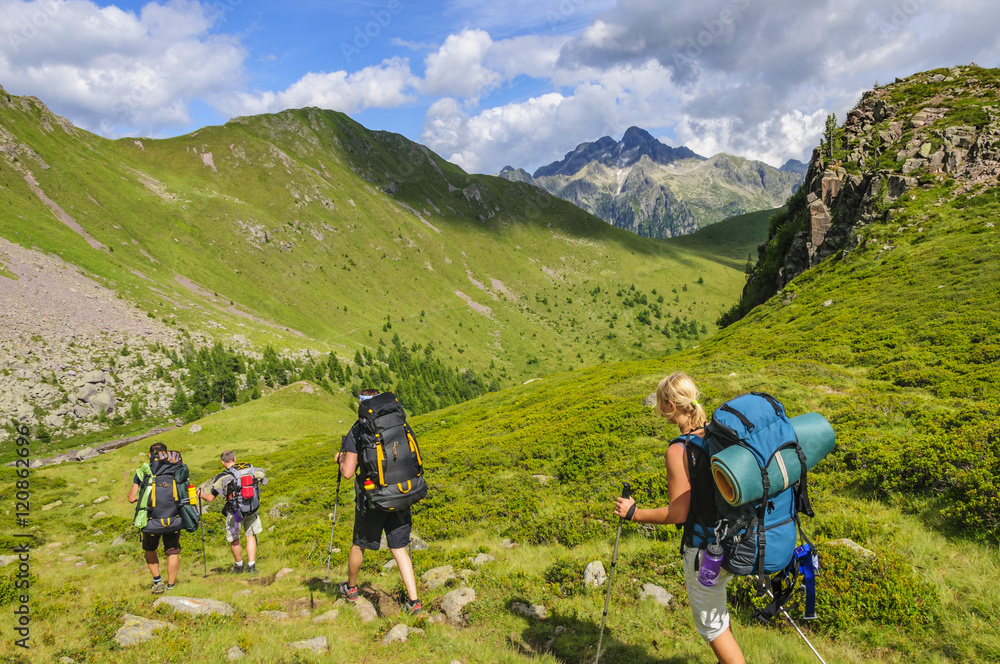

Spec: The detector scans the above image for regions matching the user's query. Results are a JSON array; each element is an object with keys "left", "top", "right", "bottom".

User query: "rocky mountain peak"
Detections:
[{"left": 532, "top": 128, "right": 702, "bottom": 178}]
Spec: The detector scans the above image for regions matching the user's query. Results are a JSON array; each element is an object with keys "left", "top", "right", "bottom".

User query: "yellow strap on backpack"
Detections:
[
  {"left": 376, "top": 444, "right": 386, "bottom": 486},
  {"left": 397, "top": 480, "right": 412, "bottom": 493}
]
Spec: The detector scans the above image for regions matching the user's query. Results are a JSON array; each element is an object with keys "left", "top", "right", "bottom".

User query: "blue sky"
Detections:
[{"left": 2, "top": 0, "right": 998, "bottom": 174}]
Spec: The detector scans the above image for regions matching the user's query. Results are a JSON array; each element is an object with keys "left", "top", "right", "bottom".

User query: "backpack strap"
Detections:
[
  {"left": 133, "top": 466, "right": 152, "bottom": 524},
  {"left": 676, "top": 434, "right": 715, "bottom": 556}
]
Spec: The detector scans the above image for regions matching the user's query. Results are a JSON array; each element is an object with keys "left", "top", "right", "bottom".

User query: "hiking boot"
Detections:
[
  {"left": 404, "top": 599, "right": 423, "bottom": 616},
  {"left": 247, "top": 565, "right": 258, "bottom": 575},
  {"left": 339, "top": 582, "right": 358, "bottom": 603},
  {"left": 151, "top": 581, "right": 166, "bottom": 595},
  {"left": 230, "top": 563, "right": 245, "bottom": 574}
]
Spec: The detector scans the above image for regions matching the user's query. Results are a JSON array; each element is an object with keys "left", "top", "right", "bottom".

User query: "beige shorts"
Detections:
[
  {"left": 225, "top": 511, "right": 263, "bottom": 543},
  {"left": 682, "top": 545, "right": 734, "bottom": 642}
]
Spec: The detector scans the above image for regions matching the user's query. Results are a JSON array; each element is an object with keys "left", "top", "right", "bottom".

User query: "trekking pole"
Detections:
[
  {"left": 324, "top": 467, "right": 343, "bottom": 583},
  {"left": 595, "top": 482, "right": 630, "bottom": 664},
  {"left": 766, "top": 590, "right": 827, "bottom": 664},
  {"left": 198, "top": 492, "right": 208, "bottom": 578}
]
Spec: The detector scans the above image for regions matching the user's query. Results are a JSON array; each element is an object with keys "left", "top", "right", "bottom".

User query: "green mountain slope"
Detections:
[{"left": 0, "top": 87, "right": 767, "bottom": 443}]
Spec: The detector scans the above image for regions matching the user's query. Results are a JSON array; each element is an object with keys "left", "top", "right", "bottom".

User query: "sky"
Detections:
[{"left": 1, "top": 0, "right": 998, "bottom": 175}]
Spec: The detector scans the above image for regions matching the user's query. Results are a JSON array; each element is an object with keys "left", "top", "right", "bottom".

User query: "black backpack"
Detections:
[
  {"left": 355, "top": 392, "right": 428, "bottom": 511},
  {"left": 140, "top": 451, "right": 187, "bottom": 534}
]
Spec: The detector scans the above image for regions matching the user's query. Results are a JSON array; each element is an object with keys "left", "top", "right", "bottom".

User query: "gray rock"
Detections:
[
  {"left": 383, "top": 559, "right": 398, "bottom": 570},
  {"left": 188, "top": 424, "right": 202, "bottom": 433},
  {"left": 639, "top": 583, "right": 673, "bottom": 606},
  {"left": 73, "top": 384, "right": 100, "bottom": 404},
  {"left": 470, "top": 553, "right": 494, "bottom": 566},
  {"left": 73, "top": 404, "right": 92, "bottom": 419},
  {"left": 354, "top": 597, "right": 378, "bottom": 623},
  {"left": 111, "top": 535, "right": 129, "bottom": 546},
  {"left": 311, "top": 609, "right": 339, "bottom": 623},
  {"left": 643, "top": 392, "right": 657, "bottom": 407},
  {"left": 93, "top": 495, "right": 109, "bottom": 503},
  {"left": 42, "top": 500, "right": 63, "bottom": 511},
  {"left": 77, "top": 447, "right": 100, "bottom": 461},
  {"left": 226, "top": 645, "right": 245, "bottom": 660},
  {"left": 381, "top": 623, "right": 424, "bottom": 645},
  {"left": 90, "top": 391, "right": 117, "bottom": 414},
  {"left": 152, "top": 596, "right": 235, "bottom": 616},
  {"left": 828, "top": 538, "right": 874, "bottom": 557},
  {"left": 0, "top": 556, "right": 19, "bottom": 567},
  {"left": 421, "top": 565, "right": 456, "bottom": 590},
  {"left": 259, "top": 610, "right": 289, "bottom": 621},
  {"left": 584, "top": 561, "right": 606, "bottom": 588},
  {"left": 441, "top": 587, "right": 476, "bottom": 623},
  {"left": 114, "top": 613, "right": 174, "bottom": 646},
  {"left": 275, "top": 567, "right": 294, "bottom": 581},
  {"left": 81, "top": 369, "right": 107, "bottom": 384},
  {"left": 92, "top": 511, "right": 107, "bottom": 519},
  {"left": 43, "top": 413, "right": 64, "bottom": 428},
  {"left": 511, "top": 601, "right": 547, "bottom": 620},
  {"left": 288, "top": 636, "right": 328, "bottom": 653},
  {"left": 499, "top": 538, "right": 517, "bottom": 549},
  {"left": 410, "top": 534, "right": 429, "bottom": 551}
]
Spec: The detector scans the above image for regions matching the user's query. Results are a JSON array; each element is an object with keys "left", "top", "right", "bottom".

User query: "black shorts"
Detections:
[
  {"left": 142, "top": 530, "right": 181, "bottom": 556},
  {"left": 352, "top": 500, "right": 411, "bottom": 550}
]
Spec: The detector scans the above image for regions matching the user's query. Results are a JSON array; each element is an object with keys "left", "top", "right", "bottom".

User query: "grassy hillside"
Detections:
[{"left": 0, "top": 95, "right": 762, "bottom": 384}]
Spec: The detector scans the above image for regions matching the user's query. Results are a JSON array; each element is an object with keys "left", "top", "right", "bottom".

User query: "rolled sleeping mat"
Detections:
[{"left": 711, "top": 412, "right": 836, "bottom": 507}]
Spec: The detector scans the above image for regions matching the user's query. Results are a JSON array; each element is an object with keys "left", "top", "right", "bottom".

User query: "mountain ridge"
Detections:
[{"left": 498, "top": 127, "right": 803, "bottom": 238}]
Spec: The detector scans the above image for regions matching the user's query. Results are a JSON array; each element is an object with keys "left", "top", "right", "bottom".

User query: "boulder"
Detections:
[
  {"left": 90, "top": 391, "right": 117, "bottom": 414},
  {"left": 114, "top": 613, "right": 174, "bottom": 646},
  {"left": 441, "top": 587, "right": 476, "bottom": 623},
  {"left": 584, "top": 561, "right": 606, "bottom": 588},
  {"left": 354, "top": 598, "right": 378, "bottom": 623},
  {"left": 470, "top": 553, "right": 494, "bottom": 566},
  {"left": 511, "top": 602, "right": 547, "bottom": 619},
  {"left": 639, "top": 584, "right": 673, "bottom": 606},
  {"left": 152, "top": 596, "right": 235, "bottom": 616},
  {"left": 381, "top": 623, "right": 424, "bottom": 645},
  {"left": 226, "top": 646, "right": 245, "bottom": 660},
  {"left": 421, "top": 565, "right": 456, "bottom": 590},
  {"left": 288, "top": 636, "right": 328, "bottom": 654}
]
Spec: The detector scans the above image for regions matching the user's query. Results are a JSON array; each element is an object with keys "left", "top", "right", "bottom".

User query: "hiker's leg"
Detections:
[
  {"left": 347, "top": 545, "right": 364, "bottom": 587},
  {"left": 384, "top": 508, "right": 416, "bottom": 600},
  {"left": 244, "top": 513, "right": 262, "bottom": 565},
  {"left": 144, "top": 550, "right": 160, "bottom": 577},
  {"left": 389, "top": 547, "right": 418, "bottom": 601},
  {"left": 709, "top": 628, "right": 745, "bottom": 664},
  {"left": 246, "top": 534, "right": 257, "bottom": 564},
  {"left": 163, "top": 533, "right": 182, "bottom": 585},
  {"left": 225, "top": 514, "right": 243, "bottom": 563},
  {"left": 142, "top": 533, "right": 160, "bottom": 577},
  {"left": 165, "top": 553, "right": 180, "bottom": 586}
]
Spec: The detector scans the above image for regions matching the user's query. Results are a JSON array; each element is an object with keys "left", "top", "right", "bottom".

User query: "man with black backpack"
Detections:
[
  {"left": 197, "top": 450, "right": 268, "bottom": 574},
  {"left": 127, "top": 442, "right": 186, "bottom": 594},
  {"left": 334, "top": 389, "right": 426, "bottom": 615}
]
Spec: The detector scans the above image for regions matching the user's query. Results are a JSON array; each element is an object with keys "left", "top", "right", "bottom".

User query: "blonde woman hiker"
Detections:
[{"left": 613, "top": 372, "right": 745, "bottom": 664}]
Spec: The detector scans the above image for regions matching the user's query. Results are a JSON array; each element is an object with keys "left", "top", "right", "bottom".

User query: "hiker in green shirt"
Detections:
[{"left": 127, "top": 442, "right": 182, "bottom": 594}]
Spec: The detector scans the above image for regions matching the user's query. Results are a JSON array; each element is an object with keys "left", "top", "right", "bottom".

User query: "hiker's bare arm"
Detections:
[
  {"left": 613, "top": 443, "right": 691, "bottom": 524},
  {"left": 335, "top": 451, "right": 357, "bottom": 478},
  {"left": 127, "top": 483, "right": 139, "bottom": 504},
  {"left": 197, "top": 487, "right": 216, "bottom": 502}
]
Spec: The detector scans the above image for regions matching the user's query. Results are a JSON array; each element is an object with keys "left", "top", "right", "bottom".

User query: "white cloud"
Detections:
[
  {"left": 420, "top": 29, "right": 502, "bottom": 98},
  {"left": 0, "top": 0, "right": 245, "bottom": 136},
  {"left": 222, "top": 58, "right": 417, "bottom": 117}
]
